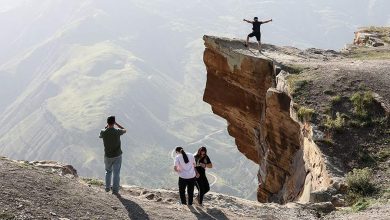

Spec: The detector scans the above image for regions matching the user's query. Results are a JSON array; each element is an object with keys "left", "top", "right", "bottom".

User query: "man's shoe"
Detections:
[
  {"left": 105, "top": 188, "right": 110, "bottom": 192},
  {"left": 112, "top": 191, "right": 120, "bottom": 196}
]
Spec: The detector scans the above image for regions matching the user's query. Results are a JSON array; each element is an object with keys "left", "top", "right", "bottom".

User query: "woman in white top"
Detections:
[{"left": 174, "top": 146, "right": 199, "bottom": 205}]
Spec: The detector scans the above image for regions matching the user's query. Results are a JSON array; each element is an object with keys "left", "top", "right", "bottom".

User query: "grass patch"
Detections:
[
  {"left": 330, "top": 95, "right": 342, "bottom": 105},
  {"left": 324, "top": 112, "right": 346, "bottom": 132},
  {"left": 297, "top": 106, "right": 315, "bottom": 122},
  {"left": 82, "top": 177, "right": 104, "bottom": 186},
  {"left": 285, "top": 64, "right": 308, "bottom": 74},
  {"left": 347, "top": 49, "right": 390, "bottom": 60},
  {"left": 360, "top": 26, "right": 390, "bottom": 43},
  {"left": 345, "top": 168, "right": 378, "bottom": 210},
  {"left": 350, "top": 91, "right": 374, "bottom": 119},
  {"left": 15, "top": 161, "right": 35, "bottom": 170},
  {"left": 287, "top": 75, "right": 310, "bottom": 97},
  {"left": 351, "top": 198, "right": 370, "bottom": 212},
  {"left": 288, "top": 64, "right": 306, "bottom": 74}
]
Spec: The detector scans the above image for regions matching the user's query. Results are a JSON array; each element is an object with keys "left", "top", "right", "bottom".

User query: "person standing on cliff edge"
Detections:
[
  {"left": 99, "top": 115, "right": 126, "bottom": 195},
  {"left": 243, "top": 17, "right": 272, "bottom": 52}
]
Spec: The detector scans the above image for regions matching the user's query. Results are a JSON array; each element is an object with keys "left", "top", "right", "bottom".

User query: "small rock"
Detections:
[
  {"left": 165, "top": 198, "right": 173, "bottom": 203},
  {"left": 17, "top": 204, "right": 24, "bottom": 210},
  {"left": 331, "top": 196, "right": 346, "bottom": 207},
  {"left": 59, "top": 218, "right": 70, "bottom": 220},
  {"left": 145, "top": 193, "right": 155, "bottom": 200},
  {"left": 112, "top": 206, "right": 118, "bottom": 210},
  {"left": 310, "top": 190, "right": 332, "bottom": 203},
  {"left": 156, "top": 198, "right": 162, "bottom": 202},
  {"left": 140, "top": 190, "right": 148, "bottom": 195},
  {"left": 49, "top": 212, "right": 57, "bottom": 216}
]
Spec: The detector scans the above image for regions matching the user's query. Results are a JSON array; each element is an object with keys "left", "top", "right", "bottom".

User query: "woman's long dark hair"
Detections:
[
  {"left": 195, "top": 146, "right": 207, "bottom": 158},
  {"left": 175, "top": 146, "right": 189, "bottom": 163}
]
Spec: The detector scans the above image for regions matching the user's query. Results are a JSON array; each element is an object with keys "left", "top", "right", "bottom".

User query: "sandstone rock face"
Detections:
[{"left": 202, "top": 36, "right": 331, "bottom": 203}]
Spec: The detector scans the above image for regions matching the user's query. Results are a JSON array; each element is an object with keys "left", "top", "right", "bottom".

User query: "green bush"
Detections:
[
  {"left": 346, "top": 168, "right": 376, "bottom": 197},
  {"left": 286, "top": 75, "right": 309, "bottom": 96},
  {"left": 350, "top": 91, "right": 374, "bottom": 119},
  {"left": 297, "top": 106, "right": 315, "bottom": 122},
  {"left": 82, "top": 178, "right": 104, "bottom": 186},
  {"left": 324, "top": 112, "right": 345, "bottom": 131},
  {"left": 330, "top": 95, "right": 342, "bottom": 105},
  {"left": 287, "top": 64, "right": 307, "bottom": 74},
  {"left": 351, "top": 198, "right": 370, "bottom": 212}
]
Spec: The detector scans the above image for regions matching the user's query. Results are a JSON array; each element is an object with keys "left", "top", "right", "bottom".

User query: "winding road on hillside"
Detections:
[{"left": 169, "top": 129, "right": 224, "bottom": 187}]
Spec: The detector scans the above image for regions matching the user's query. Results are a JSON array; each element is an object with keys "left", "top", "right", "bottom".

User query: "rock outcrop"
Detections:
[
  {"left": 353, "top": 27, "right": 389, "bottom": 47},
  {"left": 202, "top": 36, "right": 332, "bottom": 203}
]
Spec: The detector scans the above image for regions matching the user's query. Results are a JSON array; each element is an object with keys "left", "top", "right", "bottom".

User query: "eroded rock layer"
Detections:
[{"left": 202, "top": 36, "right": 330, "bottom": 203}]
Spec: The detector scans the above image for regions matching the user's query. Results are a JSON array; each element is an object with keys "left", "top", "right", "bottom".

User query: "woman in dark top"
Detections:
[{"left": 194, "top": 146, "right": 213, "bottom": 205}]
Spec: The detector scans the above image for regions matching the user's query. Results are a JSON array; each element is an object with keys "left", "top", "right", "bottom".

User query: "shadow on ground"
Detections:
[
  {"left": 117, "top": 194, "right": 150, "bottom": 220},
  {"left": 188, "top": 206, "right": 229, "bottom": 220}
]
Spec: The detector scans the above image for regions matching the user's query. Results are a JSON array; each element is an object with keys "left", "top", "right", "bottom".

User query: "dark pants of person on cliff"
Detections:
[
  {"left": 195, "top": 176, "right": 210, "bottom": 205},
  {"left": 179, "top": 177, "right": 195, "bottom": 205}
]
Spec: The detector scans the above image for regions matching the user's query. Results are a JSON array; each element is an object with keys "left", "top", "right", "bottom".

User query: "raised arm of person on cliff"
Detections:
[
  {"left": 243, "top": 18, "right": 253, "bottom": 23},
  {"left": 261, "top": 19, "right": 273, "bottom": 24},
  {"left": 115, "top": 122, "right": 126, "bottom": 133}
]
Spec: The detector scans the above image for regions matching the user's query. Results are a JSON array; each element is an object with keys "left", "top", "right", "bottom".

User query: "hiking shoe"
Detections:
[
  {"left": 105, "top": 188, "right": 110, "bottom": 192},
  {"left": 112, "top": 191, "right": 120, "bottom": 196}
]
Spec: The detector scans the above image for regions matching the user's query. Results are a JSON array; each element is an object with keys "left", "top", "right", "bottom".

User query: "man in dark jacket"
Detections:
[
  {"left": 243, "top": 17, "right": 273, "bottom": 51},
  {"left": 99, "top": 116, "right": 126, "bottom": 194}
]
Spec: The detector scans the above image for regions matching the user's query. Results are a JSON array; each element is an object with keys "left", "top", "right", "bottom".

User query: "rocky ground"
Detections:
[
  {"left": 0, "top": 157, "right": 322, "bottom": 220},
  {"left": 1, "top": 157, "right": 389, "bottom": 219}
]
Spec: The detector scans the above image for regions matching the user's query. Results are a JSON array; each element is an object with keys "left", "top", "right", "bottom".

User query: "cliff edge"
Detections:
[{"left": 202, "top": 31, "right": 390, "bottom": 205}]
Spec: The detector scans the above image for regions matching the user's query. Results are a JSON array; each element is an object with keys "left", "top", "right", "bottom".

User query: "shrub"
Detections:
[
  {"left": 286, "top": 75, "right": 309, "bottom": 96},
  {"left": 287, "top": 64, "right": 307, "bottom": 74},
  {"left": 82, "top": 178, "right": 104, "bottom": 186},
  {"left": 330, "top": 95, "right": 342, "bottom": 105},
  {"left": 297, "top": 106, "right": 315, "bottom": 122},
  {"left": 324, "top": 112, "right": 345, "bottom": 131},
  {"left": 350, "top": 91, "right": 374, "bottom": 119},
  {"left": 346, "top": 168, "right": 376, "bottom": 197},
  {"left": 351, "top": 198, "right": 370, "bottom": 212}
]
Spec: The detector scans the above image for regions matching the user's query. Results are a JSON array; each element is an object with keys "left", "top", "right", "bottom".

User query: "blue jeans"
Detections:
[{"left": 104, "top": 155, "right": 122, "bottom": 193}]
